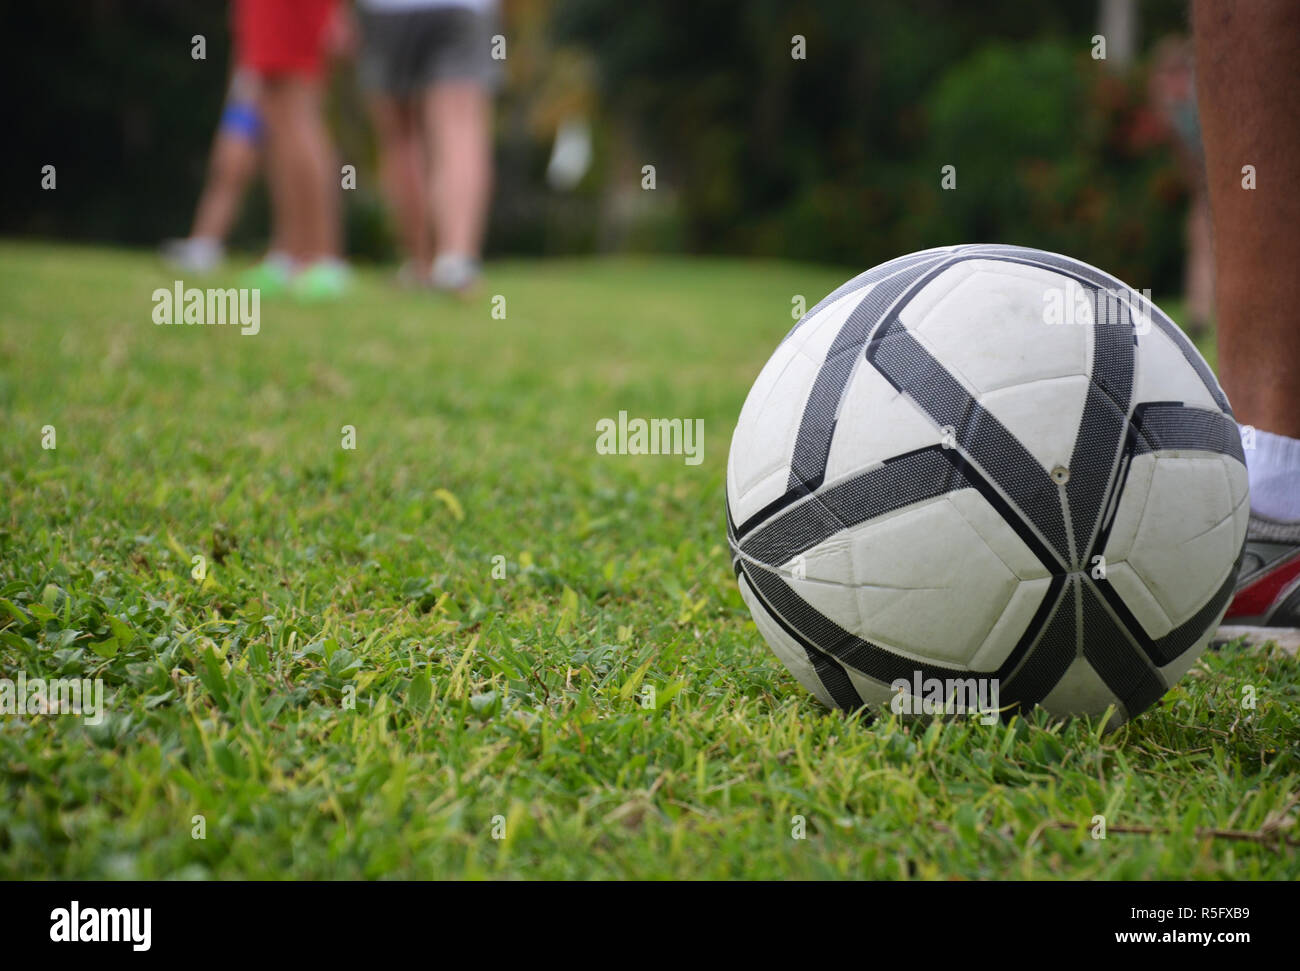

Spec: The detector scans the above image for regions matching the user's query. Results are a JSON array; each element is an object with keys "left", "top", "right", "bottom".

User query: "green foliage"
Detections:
[
  {"left": 913, "top": 41, "right": 1187, "bottom": 290},
  {"left": 558, "top": 2, "right": 1193, "bottom": 289},
  {"left": 921, "top": 42, "right": 1083, "bottom": 241},
  {"left": 5, "top": 1, "right": 1197, "bottom": 285},
  {"left": 1, "top": 244, "right": 1296, "bottom": 878}
]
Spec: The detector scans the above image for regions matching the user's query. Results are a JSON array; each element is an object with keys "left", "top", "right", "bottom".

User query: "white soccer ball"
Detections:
[{"left": 727, "top": 245, "right": 1247, "bottom": 726}]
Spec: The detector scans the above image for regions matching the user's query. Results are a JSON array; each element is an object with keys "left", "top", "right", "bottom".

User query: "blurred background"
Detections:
[{"left": 3, "top": 0, "right": 1204, "bottom": 307}]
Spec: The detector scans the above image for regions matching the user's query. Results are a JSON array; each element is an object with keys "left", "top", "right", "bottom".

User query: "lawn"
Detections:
[{"left": 0, "top": 241, "right": 1296, "bottom": 879}]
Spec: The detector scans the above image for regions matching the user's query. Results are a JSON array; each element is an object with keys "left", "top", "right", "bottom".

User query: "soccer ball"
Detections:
[{"left": 726, "top": 245, "right": 1247, "bottom": 726}]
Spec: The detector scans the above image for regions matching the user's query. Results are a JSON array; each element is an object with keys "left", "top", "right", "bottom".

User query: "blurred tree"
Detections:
[
  {"left": 3, "top": 0, "right": 234, "bottom": 245},
  {"left": 2, "top": 0, "right": 1196, "bottom": 288},
  {"left": 554, "top": 0, "right": 1194, "bottom": 292}
]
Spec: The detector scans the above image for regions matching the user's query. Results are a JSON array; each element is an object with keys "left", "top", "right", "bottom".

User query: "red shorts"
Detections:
[{"left": 233, "top": 0, "right": 338, "bottom": 79}]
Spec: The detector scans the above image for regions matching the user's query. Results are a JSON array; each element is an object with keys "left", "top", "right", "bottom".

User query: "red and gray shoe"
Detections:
[{"left": 1216, "top": 513, "right": 1300, "bottom": 652}]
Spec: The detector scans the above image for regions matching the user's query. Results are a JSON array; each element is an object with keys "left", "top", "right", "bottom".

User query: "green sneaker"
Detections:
[
  {"left": 290, "top": 260, "right": 351, "bottom": 302},
  {"left": 240, "top": 254, "right": 294, "bottom": 296}
]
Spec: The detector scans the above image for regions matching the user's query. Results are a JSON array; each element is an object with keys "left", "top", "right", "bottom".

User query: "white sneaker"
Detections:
[
  {"left": 160, "top": 237, "right": 224, "bottom": 274},
  {"left": 430, "top": 253, "right": 481, "bottom": 295}
]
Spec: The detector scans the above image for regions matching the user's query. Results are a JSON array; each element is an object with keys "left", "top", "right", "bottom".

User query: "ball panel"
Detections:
[
  {"left": 1227, "top": 453, "right": 1249, "bottom": 513},
  {"left": 737, "top": 571, "right": 835, "bottom": 709},
  {"left": 776, "top": 550, "right": 862, "bottom": 639},
  {"left": 822, "top": 358, "right": 946, "bottom": 486},
  {"left": 969, "top": 575, "right": 1054, "bottom": 671},
  {"left": 908, "top": 263, "right": 1091, "bottom": 395},
  {"left": 1128, "top": 455, "right": 1243, "bottom": 624},
  {"left": 1157, "top": 622, "right": 1219, "bottom": 688},
  {"left": 741, "top": 446, "right": 964, "bottom": 569},
  {"left": 782, "top": 529, "right": 853, "bottom": 586},
  {"left": 786, "top": 253, "right": 969, "bottom": 494},
  {"left": 1100, "top": 453, "right": 1158, "bottom": 564},
  {"left": 999, "top": 574, "right": 1079, "bottom": 710},
  {"left": 727, "top": 286, "right": 867, "bottom": 525},
  {"left": 1132, "top": 317, "right": 1224, "bottom": 413},
  {"left": 844, "top": 667, "right": 908, "bottom": 713},
  {"left": 868, "top": 316, "right": 1075, "bottom": 563},
  {"left": 978, "top": 374, "right": 1090, "bottom": 478},
  {"left": 962, "top": 244, "right": 1232, "bottom": 413},
  {"left": 1079, "top": 580, "right": 1168, "bottom": 717},
  {"left": 945, "top": 487, "right": 1052, "bottom": 581},
  {"left": 1039, "top": 656, "right": 1125, "bottom": 721},
  {"left": 779, "top": 245, "right": 961, "bottom": 348},
  {"left": 1101, "top": 560, "right": 1174, "bottom": 640},
  {"left": 795, "top": 495, "right": 1018, "bottom": 666}
]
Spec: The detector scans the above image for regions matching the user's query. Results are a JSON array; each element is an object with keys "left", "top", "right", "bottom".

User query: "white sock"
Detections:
[{"left": 1245, "top": 427, "right": 1300, "bottom": 521}]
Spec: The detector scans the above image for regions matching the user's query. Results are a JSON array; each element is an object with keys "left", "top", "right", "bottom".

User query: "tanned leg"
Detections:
[
  {"left": 424, "top": 81, "right": 493, "bottom": 261},
  {"left": 1193, "top": 0, "right": 1300, "bottom": 438},
  {"left": 259, "top": 75, "right": 339, "bottom": 263},
  {"left": 369, "top": 93, "right": 431, "bottom": 270},
  {"left": 190, "top": 131, "right": 259, "bottom": 243}
]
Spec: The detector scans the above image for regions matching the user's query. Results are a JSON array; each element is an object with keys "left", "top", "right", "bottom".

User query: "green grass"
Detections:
[{"left": 0, "top": 241, "right": 1296, "bottom": 879}]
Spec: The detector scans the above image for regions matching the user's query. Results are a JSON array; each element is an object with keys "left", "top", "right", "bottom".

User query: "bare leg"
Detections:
[
  {"left": 259, "top": 75, "right": 341, "bottom": 264},
  {"left": 190, "top": 131, "right": 259, "bottom": 243},
  {"left": 424, "top": 82, "right": 493, "bottom": 262},
  {"left": 1185, "top": 188, "right": 1214, "bottom": 332},
  {"left": 369, "top": 94, "right": 431, "bottom": 270},
  {"left": 1194, "top": 0, "right": 1300, "bottom": 438}
]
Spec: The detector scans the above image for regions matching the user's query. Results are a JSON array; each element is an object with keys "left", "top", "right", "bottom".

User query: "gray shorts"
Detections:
[{"left": 359, "top": 7, "right": 502, "bottom": 95}]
